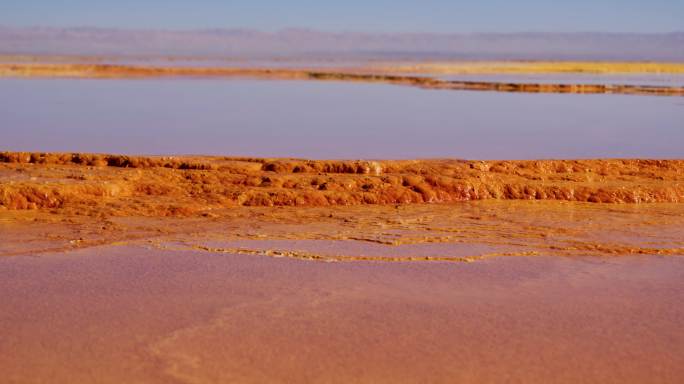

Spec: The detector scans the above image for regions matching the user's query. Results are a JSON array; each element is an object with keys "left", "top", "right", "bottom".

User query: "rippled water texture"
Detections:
[{"left": 1, "top": 247, "right": 683, "bottom": 383}]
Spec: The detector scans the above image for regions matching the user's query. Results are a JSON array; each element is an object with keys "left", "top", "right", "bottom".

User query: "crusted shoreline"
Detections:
[
  {"left": 2, "top": 152, "right": 683, "bottom": 258},
  {"left": 1, "top": 152, "right": 682, "bottom": 217},
  {"left": 2, "top": 63, "right": 684, "bottom": 96}
]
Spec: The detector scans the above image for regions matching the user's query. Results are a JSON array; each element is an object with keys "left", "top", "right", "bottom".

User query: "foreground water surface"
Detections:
[{"left": 1, "top": 246, "right": 683, "bottom": 383}]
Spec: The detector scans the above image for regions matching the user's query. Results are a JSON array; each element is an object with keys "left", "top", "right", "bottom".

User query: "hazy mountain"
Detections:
[{"left": 1, "top": 26, "right": 682, "bottom": 61}]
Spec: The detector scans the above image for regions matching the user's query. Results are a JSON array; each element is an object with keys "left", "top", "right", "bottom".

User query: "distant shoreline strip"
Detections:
[{"left": 2, "top": 63, "right": 684, "bottom": 96}]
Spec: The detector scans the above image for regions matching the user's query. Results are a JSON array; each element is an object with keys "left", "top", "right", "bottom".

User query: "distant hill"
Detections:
[{"left": 1, "top": 26, "right": 682, "bottom": 61}]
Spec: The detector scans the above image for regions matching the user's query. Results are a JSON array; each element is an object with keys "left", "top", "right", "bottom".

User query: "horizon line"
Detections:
[{"left": 2, "top": 25, "right": 683, "bottom": 36}]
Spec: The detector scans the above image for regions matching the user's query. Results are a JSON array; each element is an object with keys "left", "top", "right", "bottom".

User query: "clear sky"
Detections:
[{"left": 1, "top": 0, "right": 683, "bottom": 33}]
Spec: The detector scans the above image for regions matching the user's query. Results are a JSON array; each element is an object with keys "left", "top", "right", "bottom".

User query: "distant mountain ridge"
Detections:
[{"left": 1, "top": 26, "right": 683, "bottom": 61}]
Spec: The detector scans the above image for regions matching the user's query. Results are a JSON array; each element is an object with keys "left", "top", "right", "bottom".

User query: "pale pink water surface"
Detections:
[{"left": 1, "top": 245, "right": 683, "bottom": 383}]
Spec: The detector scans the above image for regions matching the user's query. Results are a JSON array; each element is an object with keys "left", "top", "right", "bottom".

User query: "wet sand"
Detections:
[{"left": 1, "top": 246, "right": 683, "bottom": 383}]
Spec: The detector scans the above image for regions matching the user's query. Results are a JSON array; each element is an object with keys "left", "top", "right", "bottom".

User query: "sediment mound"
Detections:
[{"left": 1, "top": 152, "right": 682, "bottom": 217}]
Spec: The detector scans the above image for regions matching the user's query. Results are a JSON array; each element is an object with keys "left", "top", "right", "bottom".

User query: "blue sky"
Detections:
[{"left": 1, "top": 0, "right": 683, "bottom": 33}]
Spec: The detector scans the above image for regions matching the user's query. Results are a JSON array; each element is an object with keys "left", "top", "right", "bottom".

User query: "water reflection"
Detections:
[{"left": 1, "top": 78, "right": 682, "bottom": 159}]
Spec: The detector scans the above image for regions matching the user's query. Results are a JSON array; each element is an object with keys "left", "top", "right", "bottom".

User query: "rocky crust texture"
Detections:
[{"left": 1, "top": 152, "right": 682, "bottom": 217}]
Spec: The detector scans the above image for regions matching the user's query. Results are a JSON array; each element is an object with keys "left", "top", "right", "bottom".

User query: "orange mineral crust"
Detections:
[
  {"left": 1, "top": 152, "right": 683, "bottom": 259},
  {"left": 2, "top": 152, "right": 683, "bottom": 215}
]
